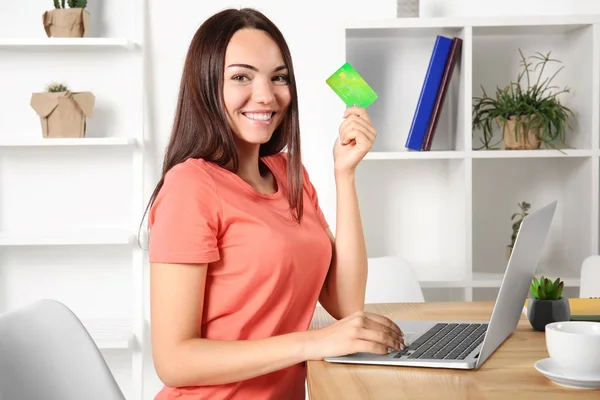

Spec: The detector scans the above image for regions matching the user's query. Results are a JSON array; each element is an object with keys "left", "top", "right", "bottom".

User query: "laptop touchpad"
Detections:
[{"left": 394, "top": 320, "right": 437, "bottom": 343}]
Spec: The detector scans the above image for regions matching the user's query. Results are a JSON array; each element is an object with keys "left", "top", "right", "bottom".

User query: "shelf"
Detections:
[
  {"left": 362, "top": 149, "right": 594, "bottom": 160},
  {"left": 0, "top": 37, "right": 136, "bottom": 49},
  {"left": 364, "top": 151, "right": 465, "bottom": 160},
  {"left": 472, "top": 21, "right": 594, "bottom": 150},
  {"left": 418, "top": 272, "right": 581, "bottom": 289},
  {"left": 472, "top": 157, "right": 592, "bottom": 285},
  {"left": 0, "top": 230, "right": 136, "bottom": 246},
  {"left": 357, "top": 158, "right": 469, "bottom": 283},
  {"left": 343, "top": 15, "right": 600, "bottom": 36},
  {"left": 82, "top": 318, "right": 132, "bottom": 349},
  {"left": 345, "top": 24, "right": 467, "bottom": 153},
  {"left": 0, "top": 137, "right": 136, "bottom": 147},
  {"left": 471, "top": 149, "right": 594, "bottom": 158},
  {"left": 470, "top": 272, "right": 581, "bottom": 288}
]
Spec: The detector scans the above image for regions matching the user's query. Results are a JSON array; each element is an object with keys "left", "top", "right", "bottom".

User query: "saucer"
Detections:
[{"left": 534, "top": 358, "right": 600, "bottom": 390}]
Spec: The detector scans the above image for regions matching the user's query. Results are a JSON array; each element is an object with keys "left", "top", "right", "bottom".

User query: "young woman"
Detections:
[{"left": 145, "top": 7, "right": 404, "bottom": 400}]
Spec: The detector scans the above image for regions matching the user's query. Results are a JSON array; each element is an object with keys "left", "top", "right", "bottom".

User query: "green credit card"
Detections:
[{"left": 326, "top": 62, "right": 378, "bottom": 108}]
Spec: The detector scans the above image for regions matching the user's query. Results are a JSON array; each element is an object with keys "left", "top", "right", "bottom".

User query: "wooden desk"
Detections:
[{"left": 307, "top": 301, "right": 600, "bottom": 399}]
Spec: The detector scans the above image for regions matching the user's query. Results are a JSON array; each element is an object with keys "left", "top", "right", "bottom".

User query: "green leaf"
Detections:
[
  {"left": 556, "top": 281, "right": 564, "bottom": 299},
  {"left": 550, "top": 278, "right": 561, "bottom": 299},
  {"left": 543, "top": 278, "right": 553, "bottom": 297},
  {"left": 530, "top": 282, "right": 538, "bottom": 298},
  {"left": 538, "top": 284, "right": 546, "bottom": 300}
]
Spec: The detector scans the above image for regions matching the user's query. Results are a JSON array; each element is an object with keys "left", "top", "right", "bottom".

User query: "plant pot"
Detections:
[
  {"left": 506, "top": 245, "right": 512, "bottom": 260},
  {"left": 30, "top": 91, "right": 95, "bottom": 138},
  {"left": 42, "top": 8, "right": 90, "bottom": 38},
  {"left": 527, "top": 297, "right": 571, "bottom": 332},
  {"left": 497, "top": 115, "right": 542, "bottom": 150}
]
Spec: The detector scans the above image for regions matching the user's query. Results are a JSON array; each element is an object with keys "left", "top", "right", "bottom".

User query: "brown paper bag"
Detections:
[
  {"left": 42, "top": 8, "right": 90, "bottom": 38},
  {"left": 30, "top": 91, "right": 95, "bottom": 138}
]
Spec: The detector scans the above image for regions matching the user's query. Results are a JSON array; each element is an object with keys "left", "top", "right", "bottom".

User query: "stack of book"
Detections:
[{"left": 405, "top": 35, "right": 463, "bottom": 151}]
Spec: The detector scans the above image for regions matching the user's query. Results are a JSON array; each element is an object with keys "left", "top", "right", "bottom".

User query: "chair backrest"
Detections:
[
  {"left": 580, "top": 255, "right": 600, "bottom": 298},
  {"left": 365, "top": 256, "right": 425, "bottom": 303},
  {"left": 0, "top": 299, "right": 126, "bottom": 400}
]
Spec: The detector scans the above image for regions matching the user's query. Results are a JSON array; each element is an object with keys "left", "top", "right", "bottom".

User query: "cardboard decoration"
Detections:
[
  {"left": 30, "top": 91, "right": 95, "bottom": 138},
  {"left": 42, "top": 8, "right": 90, "bottom": 38}
]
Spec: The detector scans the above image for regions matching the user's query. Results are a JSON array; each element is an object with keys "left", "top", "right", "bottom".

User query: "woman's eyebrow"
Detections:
[{"left": 226, "top": 63, "right": 288, "bottom": 72}]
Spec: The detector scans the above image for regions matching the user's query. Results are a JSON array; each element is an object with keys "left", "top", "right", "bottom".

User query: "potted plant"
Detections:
[
  {"left": 43, "top": 0, "right": 90, "bottom": 38},
  {"left": 472, "top": 49, "right": 575, "bottom": 151},
  {"left": 527, "top": 276, "right": 571, "bottom": 332},
  {"left": 506, "top": 201, "right": 530, "bottom": 259},
  {"left": 46, "top": 82, "right": 69, "bottom": 93},
  {"left": 30, "top": 82, "right": 95, "bottom": 138}
]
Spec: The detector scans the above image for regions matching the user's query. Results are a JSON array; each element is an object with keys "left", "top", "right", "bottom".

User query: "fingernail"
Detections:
[{"left": 400, "top": 343, "right": 405, "bottom": 350}]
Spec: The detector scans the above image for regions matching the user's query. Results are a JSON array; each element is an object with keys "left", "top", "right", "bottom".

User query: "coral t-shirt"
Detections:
[{"left": 148, "top": 152, "right": 332, "bottom": 400}]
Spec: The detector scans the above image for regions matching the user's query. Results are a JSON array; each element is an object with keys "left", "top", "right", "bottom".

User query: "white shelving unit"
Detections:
[
  {"left": 0, "top": 1, "right": 147, "bottom": 399},
  {"left": 83, "top": 318, "right": 134, "bottom": 349},
  {"left": 342, "top": 14, "right": 599, "bottom": 301}
]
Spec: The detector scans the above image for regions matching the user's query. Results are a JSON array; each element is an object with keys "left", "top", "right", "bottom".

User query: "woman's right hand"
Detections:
[{"left": 304, "top": 310, "right": 405, "bottom": 361}]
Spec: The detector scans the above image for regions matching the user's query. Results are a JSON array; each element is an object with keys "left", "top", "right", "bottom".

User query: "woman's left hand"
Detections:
[{"left": 333, "top": 106, "right": 377, "bottom": 174}]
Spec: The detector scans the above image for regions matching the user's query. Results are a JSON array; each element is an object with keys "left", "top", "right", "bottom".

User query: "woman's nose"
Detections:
[{"left": 252, "top": 79, "right": 276, "bottom": 104}]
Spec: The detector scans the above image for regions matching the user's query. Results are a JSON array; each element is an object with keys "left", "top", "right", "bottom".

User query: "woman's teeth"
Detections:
[{"left": 244, "top": 112, "right": 273, "bottom": 121}]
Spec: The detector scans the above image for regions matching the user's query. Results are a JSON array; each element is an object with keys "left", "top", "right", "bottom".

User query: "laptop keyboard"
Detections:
[{"left": 393, "top": 322, "right": 488, "bottom": 360}]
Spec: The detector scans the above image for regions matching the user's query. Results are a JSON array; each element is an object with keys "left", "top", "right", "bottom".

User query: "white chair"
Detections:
[
  {"left": 580, "top": 255, "right": 600, "bottom": 298},
  {"left": 0, "top": 299, "right": 126, "bottom": 400},
  {"left": 365, "top": 256, "right": 425, "bottom": 303}
]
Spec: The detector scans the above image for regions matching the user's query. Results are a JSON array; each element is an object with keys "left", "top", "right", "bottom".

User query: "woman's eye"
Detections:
[
  {"left": 273, "top": 75, "right": 290, "bottom": 83},
  {"left": 232, "top": 75, "right": 249, "bottom": 82}
]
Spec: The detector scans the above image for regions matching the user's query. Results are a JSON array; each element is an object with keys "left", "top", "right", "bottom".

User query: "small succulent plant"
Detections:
[
  {"left": 530, "top": 276, "right": 564, "bottom": 300},
  {"left": 54, "top": 0, "right": 87, "bottom": 9},
  {"left": 45, "top": 82, "right": 69, "bottom": 93}
]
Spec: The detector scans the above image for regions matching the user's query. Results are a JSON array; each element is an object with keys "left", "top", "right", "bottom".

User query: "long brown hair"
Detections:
[{"left": 140, "top": 8, "right": 303, "bottom": 243}]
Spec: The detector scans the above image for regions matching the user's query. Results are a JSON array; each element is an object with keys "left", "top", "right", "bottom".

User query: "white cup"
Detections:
[{"left": 545, "top": 321, "right": 600, "bottom": 376}]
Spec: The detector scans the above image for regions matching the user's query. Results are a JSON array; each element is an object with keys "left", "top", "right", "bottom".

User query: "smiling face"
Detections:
[{"left": 223, "top": 28, "right": 291, "bottom": 147}]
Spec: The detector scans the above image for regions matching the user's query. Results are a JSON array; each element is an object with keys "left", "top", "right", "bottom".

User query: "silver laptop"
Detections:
[{"left": 325, "top": 200, "right": 557, "bottom": 370}]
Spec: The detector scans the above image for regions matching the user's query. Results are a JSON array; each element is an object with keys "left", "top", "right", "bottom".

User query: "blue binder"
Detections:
[{"left": 405, "top": 35, "right": 454, "bottom": 151}]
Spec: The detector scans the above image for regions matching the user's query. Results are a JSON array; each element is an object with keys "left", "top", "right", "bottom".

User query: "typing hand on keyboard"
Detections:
[{"left": 305, "top": 310, "right": 405, "bottom": 360}]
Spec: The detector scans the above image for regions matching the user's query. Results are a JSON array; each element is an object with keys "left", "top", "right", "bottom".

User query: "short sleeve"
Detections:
[
  {"left": 302, "top": 163, "right": 329, "bottom": 230},
  {"left": 148, "top": 161, "right": 222, "bottom": 264}
]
